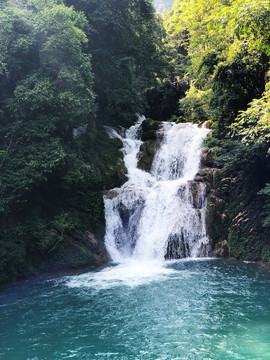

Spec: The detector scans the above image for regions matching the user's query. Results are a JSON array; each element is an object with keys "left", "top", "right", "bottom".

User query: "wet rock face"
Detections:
[
  {"left": 201, "top": 147, "right": 216, "bottom": 168},
  {"left": 137, "top": 119, "right": 163, "bottom": 172},
  {"left": 212, "top": 240, "right": 231, "bottom": 258},
  {"left": 188, "top": 181, "right": 205, "bottom": 209},
  {"left": 137, "top": 140, "right": 157, "bottom": 172},
  {"left": 206, "top": 192, "right": 228, "bottom": 249},
  {"left": 165, "top": 233, "right": 190, "bottom": 259},
  {"left": 115, "top": 196, "right": 146, "bottom": 254},
  {"left": 141, "top": 118, "right": 161, "bottom": 141},
  {"left": 195, "top": 148, "right": 229, "bottom": 254},
  {"left": 103, "top": 190, "right": 119, "bottom": 200},
  {"left": 165, "top": 231, "right": 211, "bottom": 260}
]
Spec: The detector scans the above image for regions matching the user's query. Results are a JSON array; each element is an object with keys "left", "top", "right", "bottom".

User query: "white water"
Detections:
[{"left": 104, "top": 118, "right": 210, "bottom": 264}]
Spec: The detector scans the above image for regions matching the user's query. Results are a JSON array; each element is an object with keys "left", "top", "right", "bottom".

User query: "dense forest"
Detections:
[
  {"left": 0, "top": 0, "right": 176, "bottom": 283},
  {"left": 1, "top": 0, "right": 270, "bottom": 283}
]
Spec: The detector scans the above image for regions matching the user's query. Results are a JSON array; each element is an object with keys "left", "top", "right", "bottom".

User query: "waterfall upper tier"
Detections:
[{"left": 104, "top": 120, "right": 210, "bottom": 263}]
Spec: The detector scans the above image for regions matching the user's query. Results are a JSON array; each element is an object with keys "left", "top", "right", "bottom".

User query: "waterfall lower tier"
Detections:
[{"left": 104, "top": 120, "right": 210, "bottom": 262}]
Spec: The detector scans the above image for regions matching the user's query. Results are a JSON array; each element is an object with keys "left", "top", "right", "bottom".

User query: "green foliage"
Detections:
[
  {"left": 164, "top": 0, "right": 270, "bottom": 136},
  {"left": 179, "top": 83, "right": 211, "bottom": 122},
  {"left": 141, "top": 118, "right": 161, "bottom": 141},
  {"left": 145, "top": 80, "right": 181, "bottom": 121},
  {"left": 258, "top": 184, "right": 270, "bottom": 228},
  {"left": 66, "top": 0, "right": 171, "bottom": 126},
  {"left": 204, "top": 133, "right": 270, "bottom": 263},
  {"left": 0, "top": 0, "right": 137, "bottom": 282},
  {"left": 210, "top": 44, "right": 268, "bottom": 136},
  {"left": 0, "top": 2, "right": 93, "bottom": 221},
  {"left": 231, "top": 85, "right": 270, "bottom": 144}
]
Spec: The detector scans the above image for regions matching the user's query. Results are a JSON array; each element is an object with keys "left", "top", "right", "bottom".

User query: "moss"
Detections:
[
  {"left": 227, "top": 198, "right": 270, "bottom": 262},
  {"left": 195, "top": 166, "right": 229, "bottom": 250},
  {"left": 141, "top": 130, "right": 157, "bottom": 141},
  {"left": 137, "top": 118, "right": 162, "bottom": 172},
  {"left": 42, "top": 231, "right": 108, "bottom": 271},
  {"left": 201, "top": 148, "right": 216, "bottom": 168},
  {"left": 138, "top": 140, "right": 156, "bottom": 172},
  {"left": 141, "top": 118, "right": 161, "bottom": 141},
  {"left": 206, "top": 195, "right": 228, "bottom": 248},
  {"left": 205, "top": 156, "right": 270, "bottom": 264}
]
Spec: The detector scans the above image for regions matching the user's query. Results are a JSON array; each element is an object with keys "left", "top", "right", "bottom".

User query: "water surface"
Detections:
[{"left": 1, "top": 259, "right": 270, "bottom": 360}]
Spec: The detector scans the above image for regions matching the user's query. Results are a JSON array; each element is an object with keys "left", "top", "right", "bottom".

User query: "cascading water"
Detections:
[
  {"left": 3, "top": 118, "right": 270, "bottom": 360},
  {"left": 104, "top": 117, "right": 210, "bottom": 263}
]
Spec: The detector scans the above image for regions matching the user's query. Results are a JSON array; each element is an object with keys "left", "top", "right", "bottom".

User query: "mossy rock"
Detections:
[
  {"left": 41, "top": 230, "right": 108, "bottom": 271},
  {"left": 141, "top": 118, "right": 161, "bottom": 141},
  {"left": 141, "top": 118, "right": 160, "bottom": 132},
  {"left": 201, "top": 148, "right": 216, "bottom": 168},
  {"left": 206, "top": 194, "right": 228, "bottom": 248},
  {"left": 141, "top": 130, "right": 158, "bottom": 141},
  {"left": 198, "top": 168, "right": 229, "bottom": 248},
  {"left": 110, "top": 137, "right": 123, "bottom": 149},
  {"left": 188, "top": 181, "right": 204, "bottom": 209},
  {"left": 212, "top": 240, "right": 231, "bottom": 258},
  {"left": 194, "top": 168, "right": 218, "bottom": 190},
  {"left": 137, "top": 119, "right": 163, "bottom": 171},
  {"left": 176, "top": 116, "right": 187, "bottom": 123},
  {"left": 137, "top": 140, "right": 156, "bottom": 172}
]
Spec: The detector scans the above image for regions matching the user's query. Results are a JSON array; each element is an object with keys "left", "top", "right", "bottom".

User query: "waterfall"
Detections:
[{"left": 104, "top": 118, "right": 210, "bottom": 263}]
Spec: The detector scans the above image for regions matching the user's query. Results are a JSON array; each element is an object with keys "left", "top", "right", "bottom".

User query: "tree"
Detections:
[
  {"left": 0, "top": 0, "right": 95, "bottom": 210},
  {"left": 0, "top": 0, "right": 98, "bottom": 282},
  {"left": 65, "top": 0, "right": 170, "bottom": 125},
  {"left": 164, "top": 0, "right": 270, "bottom": 136}
]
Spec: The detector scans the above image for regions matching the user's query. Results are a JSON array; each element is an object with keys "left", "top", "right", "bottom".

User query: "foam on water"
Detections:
[{"left": 64, "top": 260, "right": 177, "bottom": 290}]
